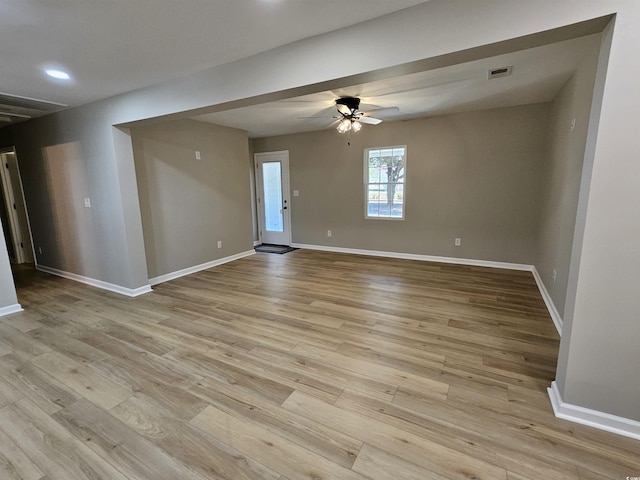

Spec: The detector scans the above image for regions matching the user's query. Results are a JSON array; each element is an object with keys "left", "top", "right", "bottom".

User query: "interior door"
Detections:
[
  {"left": 0, "top": 149, "right": 30, "bottom": 263},
  {"left": 255, "top": 151, "right": 291, "bottom": 245}
]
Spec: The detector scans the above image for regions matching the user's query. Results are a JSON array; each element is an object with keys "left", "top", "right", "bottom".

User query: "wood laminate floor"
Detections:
[{"left": 1, "top": 250, "right": 638, "bottom": 479}]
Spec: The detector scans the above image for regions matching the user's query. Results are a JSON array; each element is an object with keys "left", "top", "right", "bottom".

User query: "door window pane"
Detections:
[{"left": 263, "top": 161, "right": 283, "bottom": 232}]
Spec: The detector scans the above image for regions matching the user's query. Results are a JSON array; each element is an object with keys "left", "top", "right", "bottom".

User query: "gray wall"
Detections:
[
  {"left": 6, "top": 108, "right": 147, "bottom": 290},
  {"left": 248, "top": 141, "right": 259, "bottom": 243},
  {"left": 131, "top": 119, "right": 253, "bottom": 280},
  {"left": 253, "top": 104, "right": 549, "bottom": 265},
  {"left": 556, "top": 17, "right": 640, "bottom": 421},
  {"left": 535, "top": 46, "right": 599, "bottom": 318}
]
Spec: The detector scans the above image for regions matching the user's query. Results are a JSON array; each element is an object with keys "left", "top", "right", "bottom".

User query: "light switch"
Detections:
[
  {"left": 84, "top": 197, "right": 91, "bottom": 208},
  {"left": 293, "top": 190, "right": 299, "bottom": 197}
]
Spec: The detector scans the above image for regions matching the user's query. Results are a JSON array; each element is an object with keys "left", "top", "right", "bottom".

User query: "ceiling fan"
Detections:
[{"left": 334, "top": 97, "right": 383, "bottom": 134}]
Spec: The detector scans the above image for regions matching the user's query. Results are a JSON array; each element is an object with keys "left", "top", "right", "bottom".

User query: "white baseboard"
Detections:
[
  {"left": 548, "top": 381, "right": 640, "bottom": 441},
  {"left": 253, "top": 240, "right": 260, "bottom": 247},
  {"left": 149, "top": 250, "right": 255, "bottom": 286},
  {"left": 531, "top": 267, "right": 563, "bottom": 335},
  {"left": 0, "top": 303, "right": 24, "bottom": 317},
  {"left": 290, "top": 243, "right": 532, "bottom": 271},
  {"left": 36, "top": 265, "right": 152, "bottom": 298}
]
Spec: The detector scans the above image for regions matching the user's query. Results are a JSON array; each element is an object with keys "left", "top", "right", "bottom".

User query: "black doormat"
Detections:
[{"left": 254, "top": 244, "right": 298, "bottom": 254}]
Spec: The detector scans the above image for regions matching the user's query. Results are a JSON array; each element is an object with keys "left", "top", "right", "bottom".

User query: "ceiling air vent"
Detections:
[
  {"left": 0, "top": 92, "right": 67, "bottom": 126},
  {"left": 0, "top": 111, "right": 32, "bottom": 122},
  {"left": 488, "top": 66, "right": 512, "bottom": 79},
  {"left": 0, "top": 92, "right": 67, "bottom": 112}
]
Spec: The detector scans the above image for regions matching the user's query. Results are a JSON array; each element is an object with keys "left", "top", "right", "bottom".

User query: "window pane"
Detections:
[
  {"left": 394, "top": 184, "right": 404, "bottom": 200},
  {"left": 369, "top": 165, "right": 382, "bottom": 183},
  {"left": 368, "top": 149, "right": 381, "bottom": 161},
  {"left": 367, "top": 185, "right": 383, "bottom": 217}
]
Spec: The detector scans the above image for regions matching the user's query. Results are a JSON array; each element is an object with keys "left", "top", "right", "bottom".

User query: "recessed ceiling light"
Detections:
[{"left": 45, "top": 69, "right": 71, "bottom": 80}]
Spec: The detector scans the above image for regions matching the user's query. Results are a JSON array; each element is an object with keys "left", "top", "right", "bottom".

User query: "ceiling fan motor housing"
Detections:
[
  {"left": 334, "top": 96, "right": 383, "bottom": 130},
  {"left": 336, "top": 97, "right": 361, "bottom": 114}
]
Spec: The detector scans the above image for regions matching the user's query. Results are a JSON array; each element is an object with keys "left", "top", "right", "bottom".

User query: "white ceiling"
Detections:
[
  {"left": 0, "top": 0, "right": 427, "bottom": 114},
  {"left": 192, "top": 33, "right": 602, "bottom": 138},
  {"left": 1, "top": 2, "right": 603, "bottom": 134}
]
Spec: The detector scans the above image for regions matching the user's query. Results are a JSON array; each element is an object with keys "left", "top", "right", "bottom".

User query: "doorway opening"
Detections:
[
  {"left": 0, "top": 147, "right": 39, "bottom": 298},
  {"left": 0, "top": 147, "right": 34, "bottom": 265}
]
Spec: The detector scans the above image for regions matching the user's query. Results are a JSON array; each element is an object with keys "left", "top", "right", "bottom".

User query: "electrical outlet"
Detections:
[
  {"left": 195, "top": 150, "right": 201, "bottom": 160},
  {"left": 327, "top": 230, "right": 332, "bottom": 237},
  {"left": 217, "top": 240, "right": 222, "bottom": 249},
  {"left": 552, "top": 269, "right": 557, "bottom": 283},
  {"left": 570, "top": 118, "right": 576, "bottom": 132},
  {"left": 454, "top": 237, "right": 461, "bottom": 247},
  {"left": 84, "top": 197, "right": 91, "bottom": 208}
]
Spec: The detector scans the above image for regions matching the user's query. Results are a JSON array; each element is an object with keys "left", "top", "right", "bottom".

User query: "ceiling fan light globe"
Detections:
[
  {"left": 337, "top": 118, "right": 352, "bottom": 133},
  {"left": 351, "top": 120, "right": 362, "bottom": 132}
]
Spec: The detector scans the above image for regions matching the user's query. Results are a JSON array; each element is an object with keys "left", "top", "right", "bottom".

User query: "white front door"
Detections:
[{"left": 255, "top": 151, "right": 291, "bottom": 245}]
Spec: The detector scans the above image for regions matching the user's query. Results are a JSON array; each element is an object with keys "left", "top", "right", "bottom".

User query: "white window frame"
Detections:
[{"left": 363, "top": 145, "right": 407, "bottom": 220}]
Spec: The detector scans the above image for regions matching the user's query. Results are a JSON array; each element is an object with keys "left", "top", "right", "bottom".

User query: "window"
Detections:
[{"left": 364, "top": 146, "right": 406, "bottom": 219}]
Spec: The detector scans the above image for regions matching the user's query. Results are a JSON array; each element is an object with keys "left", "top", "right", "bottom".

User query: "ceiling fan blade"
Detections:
[
  {"left": 358, "top": 116, "right": 382, "bottom": 125},
  {"left": 297, "top": 115, "right": 333, "bottom": 120},
  {"left": 360, "top": 106, "right": 399, "bottom": 117},
  {"left": 336, "top": 103, "right": 351, "bottom": 116}
]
